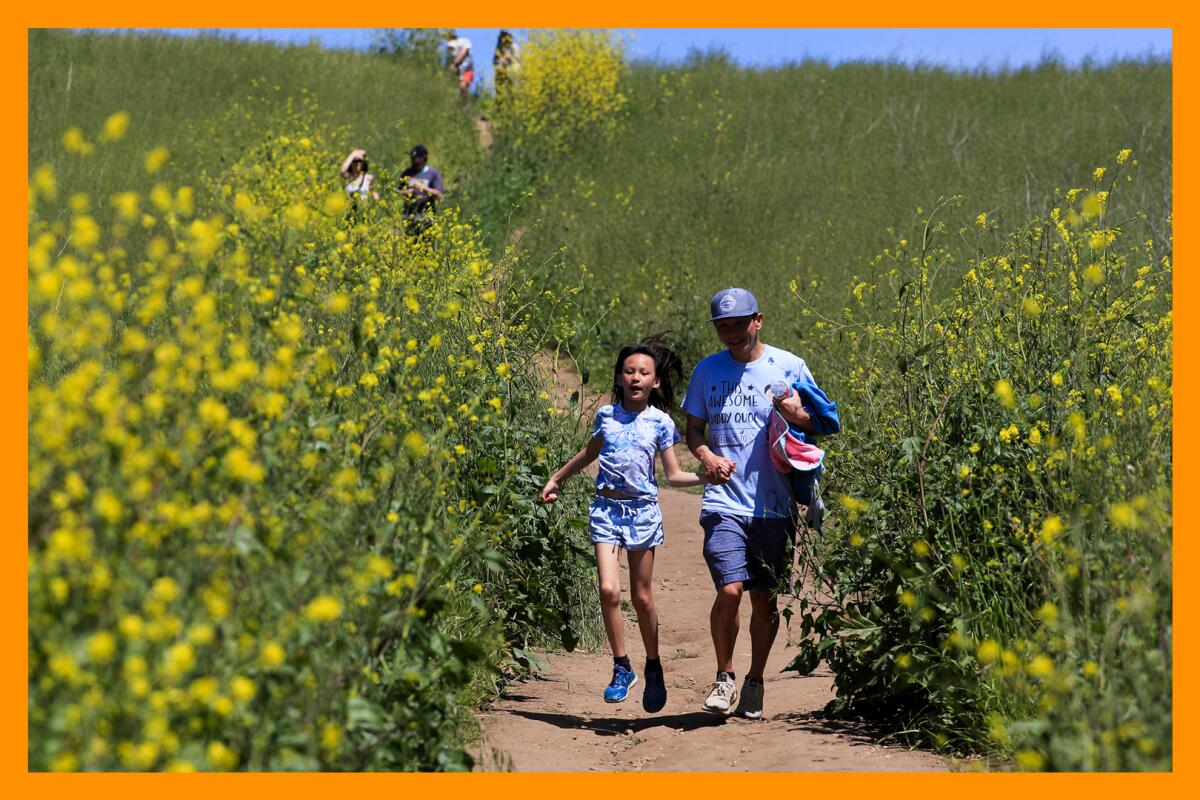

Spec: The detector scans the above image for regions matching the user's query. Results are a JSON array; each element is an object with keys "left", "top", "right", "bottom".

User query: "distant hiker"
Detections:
[
  {"left": 339, "top": 149, "right": 379, "bottom": 207},
  {"left": 446, "top": 31, "right": 475, "bottom": 102},
  {"left": 493, "top": 29, "right": 520, "bottom": 101},
  {"left": 682, "top": 287, "right": 831, "bottom": 720},
  {"left": 398, "top": 144, "right": 444, "bottom": 237},
  {"left": 541, "top": 340, "right": 705, "bottom": 714}
]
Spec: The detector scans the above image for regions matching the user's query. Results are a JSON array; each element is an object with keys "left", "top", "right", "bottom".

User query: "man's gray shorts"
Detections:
[{"left": 700, "top": 512, "right": 797, "bottom": 593}]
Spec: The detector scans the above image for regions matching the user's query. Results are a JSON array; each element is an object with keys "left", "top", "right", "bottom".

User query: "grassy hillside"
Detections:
[
  {"left": 489, "top": 54, "right": 1172, "bottom": 375},
  {"left": 26, "top": 28, "right": 1173, "bottom": 771},
  {"left": 29, "top": 30, "right": 485, "bottom": 214},
  {"left": 473, "top": 32, "right": 1172, "bottom": 770},
  {"left": 27, "top": 29, "right": 599, "bottom": 772}
]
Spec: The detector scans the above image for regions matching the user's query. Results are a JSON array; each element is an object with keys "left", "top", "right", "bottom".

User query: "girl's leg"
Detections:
[
  {"left": 594, "top": 543, "right": 626, "bottom": 658},
  {"left": 627, "top": 548, "right": 659, "bottom": 660}
]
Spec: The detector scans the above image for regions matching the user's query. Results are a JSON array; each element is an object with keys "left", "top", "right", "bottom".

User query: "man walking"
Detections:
[
  {"left": 682, "top": 287, "right": 820, "bottom": 719},
  {"left": 398, "top": 144, "right": 444, "bottom": 237}
]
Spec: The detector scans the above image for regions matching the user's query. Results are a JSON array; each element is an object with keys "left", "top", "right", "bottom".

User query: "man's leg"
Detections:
[
  {"left": 701, "top": 514, "right": 751, "bottom": 672},
  {"left": 703, "top": 580, "right": 742, "bottom": 714},
  {"left": 701, "top": 514, "right": 751, "bottom": 714},
  {"left": 746, "top": 587, "right": 780, "bottom": 680},
  {"left": 736, "top": 517, "right": 795, "bottom": 719},
  {"left": 710, "top": 580, "right": 743, "bottom": 672}
]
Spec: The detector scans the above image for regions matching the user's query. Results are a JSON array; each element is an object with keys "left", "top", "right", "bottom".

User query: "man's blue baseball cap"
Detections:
[{"left": 709, "top": 287, "right": 760, "bottom": 321}]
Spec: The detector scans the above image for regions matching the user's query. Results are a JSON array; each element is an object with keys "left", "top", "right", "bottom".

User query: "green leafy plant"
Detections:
[{"left": 787, "top": 153, "right": 1171, "bottom": 770}]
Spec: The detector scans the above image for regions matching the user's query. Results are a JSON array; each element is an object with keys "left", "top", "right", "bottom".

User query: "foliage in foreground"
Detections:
[
  {"left": 787, "top": 153, "right": 1172, "bottom": 770},
  {"left": 28, "top": 105, "right": 596, "bottom": 771}
]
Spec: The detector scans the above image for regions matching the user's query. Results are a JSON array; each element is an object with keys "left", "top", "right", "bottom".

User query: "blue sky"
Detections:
[{"left": 148, "top": 28, "right": 1172, "bottom": 88}]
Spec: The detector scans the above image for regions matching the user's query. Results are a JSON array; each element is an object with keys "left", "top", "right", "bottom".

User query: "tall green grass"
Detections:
[
  {"left": 28, "top": 29, "right": 1173, "bottom": 770},
  {"left": 480, "top": 55, "right": 1172, "bottom": 377},
  {"left": 27, "top": 29, "right": 600, "bottom": 772},
  {"left": 472, "top": 42, "right": 1173, "bottom": 769},
  {"left": 29, "top": 29, "right": 485, "bottom": 218}
]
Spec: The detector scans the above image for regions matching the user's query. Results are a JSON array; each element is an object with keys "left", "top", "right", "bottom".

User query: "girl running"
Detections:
[{"left": 541, "top": 340, "right": 704, "bottom": 713}]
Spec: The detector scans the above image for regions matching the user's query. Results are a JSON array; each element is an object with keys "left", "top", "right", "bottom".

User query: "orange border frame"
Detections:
[{"left": 6, "top": 4, "right": 1189, "bottom": 797}]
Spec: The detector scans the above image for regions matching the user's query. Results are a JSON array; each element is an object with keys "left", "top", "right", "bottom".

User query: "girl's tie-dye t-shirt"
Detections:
[{"left": 592, "top": 404, "right": 680, "bottom": 499}]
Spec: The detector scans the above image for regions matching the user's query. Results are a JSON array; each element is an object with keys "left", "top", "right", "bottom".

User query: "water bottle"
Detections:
[{"left": 766, "top": 381, "right": 792, "bottom": 401}]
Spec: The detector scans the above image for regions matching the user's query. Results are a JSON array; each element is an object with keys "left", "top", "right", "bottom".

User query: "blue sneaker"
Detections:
[
  {"left": 603, "top": 664, "right": 638, "bottom": 703},
  {"left": 642, "top": 661, "right": 667, "bottom": 713}
]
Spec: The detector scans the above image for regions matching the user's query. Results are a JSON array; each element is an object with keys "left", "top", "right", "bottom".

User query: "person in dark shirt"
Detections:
[{"left": 398, "top": 144, "right": 444, "bottom": 236}]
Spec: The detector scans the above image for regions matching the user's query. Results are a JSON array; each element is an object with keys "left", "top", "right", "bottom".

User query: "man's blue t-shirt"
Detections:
[
  {"left": 592, "top": 403, "right": 680, "bottom": 499},
  {"left": 682, "top": 344, "right": 813, "bottom": 518}
]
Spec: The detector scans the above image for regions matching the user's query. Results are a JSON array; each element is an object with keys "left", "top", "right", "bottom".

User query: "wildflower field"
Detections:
[
  {"left": 498, "top": 51, "right": 1172, "bottom": 376},
  {"left": 786, "top": 170, "right": 1172, "bottom": 769},
  {"left": 471, "top": 33, "right": 1172, "bottom": 769},
  {"left": 28, "top": 32, "right": 599, "bottom": 771},
  {"left": 28, "top": 29, "right": 1172, "bottom": 771}
]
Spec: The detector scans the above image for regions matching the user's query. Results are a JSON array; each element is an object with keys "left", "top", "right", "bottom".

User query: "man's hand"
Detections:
[
  {"left": 773, "top": 392, "right": 814, "bottom": 431},
  {"left": 686, "top": 412, "right": 734, "bottom": 485},
  {"left": 540, "top": 478, "right": 560, "bottom": 504},
  {"left": 701, "top": 454, "right": 735, "bottom": 485}
]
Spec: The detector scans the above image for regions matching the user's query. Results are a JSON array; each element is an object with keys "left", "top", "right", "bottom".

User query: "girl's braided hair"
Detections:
[{"left": 612, "top": 333, "right": 684, "bottom": 412}]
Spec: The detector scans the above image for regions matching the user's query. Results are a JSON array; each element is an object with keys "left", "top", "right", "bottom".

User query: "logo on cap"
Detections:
[{"left": 719, "top": 294, "right": 737, "bottom": 313}]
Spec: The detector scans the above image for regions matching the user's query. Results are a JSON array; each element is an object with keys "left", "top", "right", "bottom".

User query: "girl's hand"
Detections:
[
  {"left": 701, "top": 454, "right": 735, "bottom": 484},
  {"left": 540, "top": 479, "right": 560, "bottom": 504}
]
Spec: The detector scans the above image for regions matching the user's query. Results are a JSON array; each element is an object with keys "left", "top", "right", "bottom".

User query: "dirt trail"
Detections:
[
  {"left": 473, "top": 356, "right": 947, "bottom": 772},
  {"left": 475, "top": 114, "right": 527, "bottom": 249},
  {"left": 475, "top": 116, "right": 493, "bottom": 151}
]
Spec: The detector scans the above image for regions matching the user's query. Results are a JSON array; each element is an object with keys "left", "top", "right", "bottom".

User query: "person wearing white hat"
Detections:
[
  {"left": 682, "top": 287, "right": 822, "bottom": 720},
  {"left": 445, "top": 31, "right": 475, "bottom": 102}
]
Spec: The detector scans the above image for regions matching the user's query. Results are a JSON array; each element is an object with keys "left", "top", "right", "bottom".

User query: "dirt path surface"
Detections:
[
  {"left": 474, "top": 358, "right": 947, "bottom": 772},
  {"left": 475, "top": 486, "right": 947, "bottom": 772},
  {"left": 475, "top": 116, "right": 493, "bottom": 151}
]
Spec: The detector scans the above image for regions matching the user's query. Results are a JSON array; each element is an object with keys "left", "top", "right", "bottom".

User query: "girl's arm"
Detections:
[
  {"left": 660, "top": 444, "right": 705, "bottom": 489},
  {"left": 541, "top": 435, "right": 603, "bottom": 503}
]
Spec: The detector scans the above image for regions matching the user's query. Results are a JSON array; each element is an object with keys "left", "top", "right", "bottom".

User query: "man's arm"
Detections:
[
  {"left": 686, "top": 413, "right": 734, "bottom": 484},
  {"left": 772, "top": 394, "right": 817, "bottom": 433},
  {"left": 426, "top": 171, "right": 445, "bottom": 200}
]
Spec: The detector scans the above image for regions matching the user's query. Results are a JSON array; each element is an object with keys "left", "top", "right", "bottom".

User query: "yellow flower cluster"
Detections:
[
  {"left": 28, "top": 103, "right": 532, "bottom": 771},
  {"left": 799, "top": 151, "right": 1171, "bottom": 770},
  {"left": 495, "top": 30, "right": 628, "bottom": 155}
]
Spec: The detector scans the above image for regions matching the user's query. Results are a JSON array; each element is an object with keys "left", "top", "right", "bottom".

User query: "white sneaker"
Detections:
[
  {"left": 735, "top": 677, "right": 764, "bottom": 720},
  {"left": 703, "top": 675, "right": 738, "bottom": 715}
]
